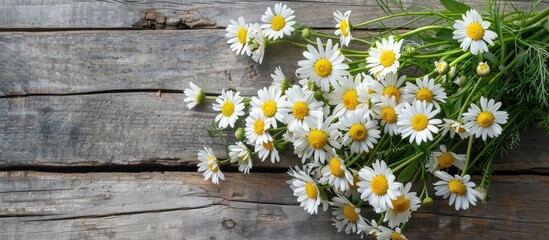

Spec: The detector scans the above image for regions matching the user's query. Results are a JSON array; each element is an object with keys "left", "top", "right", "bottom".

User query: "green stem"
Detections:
[
  {"left": 457, "top": 78, "right": 482, "bottom": 121},
  {"left": 345, "top": 153, "right": 365, "bottom": 168},
  {"left": 353, "top": 12, "right": 457, "bottom": 28},
  {"left": 392, "top": 152, "right": 424, "bottom": 172},
  {"left": 414, "top": 48, "right": 463, "bottom": 59},
  {"left": 397, "top": 26, "right": 446, "bottom": 39},
  {"left": 460, "top": 136, "right": 474, "bottom": 177}
]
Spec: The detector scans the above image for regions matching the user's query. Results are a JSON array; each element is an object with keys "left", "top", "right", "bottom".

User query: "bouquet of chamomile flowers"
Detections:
[{"left": 184, "top": 0, "right": 549, "bottom": 238}]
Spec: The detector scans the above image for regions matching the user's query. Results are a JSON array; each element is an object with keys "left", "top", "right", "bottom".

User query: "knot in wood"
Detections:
[{"left": 222, "top": 219, "right": 235, "bottom": 229}]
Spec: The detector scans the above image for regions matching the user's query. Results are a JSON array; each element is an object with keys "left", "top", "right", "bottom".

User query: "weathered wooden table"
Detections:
[{"left": 1, "top": 1, "right": 548, "bottom": 239}]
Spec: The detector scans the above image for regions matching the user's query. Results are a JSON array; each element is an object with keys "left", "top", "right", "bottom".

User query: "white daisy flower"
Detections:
[
  {"left": 368, "top": 72, "right": 406, "bottom": 104},
  {"left": 296, "top": 38, "right": 349, "bottom": 92},
  {"left": 279, "top": 85, "right": 324, "bottom": 131},
  {"left": 376, "top": 226, "right": 407, "bottom": 240},
  {"left": 212, "top": 90, "right": 245, "bottom": 128},
  {"left": 261, "top": 3, "right": 296, "bottom": 40},
  {"left": 476, "top": 61, "right": 490, "bottom": 76},
  {"left": 434, "top": 60, "right": 449, "bottom": 75},
  {"left": 453, "top": 9, "right": 497, "bottom": 55},
  {"left": 434, "top": 171, "right": 478, "bottom": 210},
  {"left": 334, "top": 10, "right": 353, "bottom": 47},
  {"left": 197, "top": 146, "right": 225, "bottom": 185},
  {"left": 248, "top": 23, "right": 267, "bottom": 64},
  {"left": 402, "top": 75, "right": 447, "bottom": 109},
  {"left": 357, "top": 159, "right": 400, "bottom": 211},
  {"left": 271, "top": 66, "right": 291, "bottom": 92},
  {"left": 441, "top": 118, "right": 470, "bottom": 139},
  {"left": 255, "top": 140, "right": 280, "bottom": 164},
  {"left": 344, "top": 172, "right": 363, "bottom": 202},
  {"left": 328, "top": 74, "right": 368, "bottom": 117},
  {"left": 183, "top": 82, "right": 205, "bottom": 109},
  {"left": 462, "top": 97, "right": 508, "bottom": 141},
  {"left": 228, "top": 141, "right": 253, "bottom": 174},
  {"left": 366, "top": 36, "right": 403, "bottom": 77},
  {"left": 292, "top": 116, "right": 342, "bottom": 163},
  {"left": 383, "top": 183, "right": 421, "bottom": 228},
  {"left": 339, "top": 108, "right": 381, "bottom": 154},
  {"left": 373, "top": 96, "right": 401, "bottom": 136},
  {"left": 397, "top": 100, "right": 442, "bottom": 145},
  {"left": 250, "top": 86, "right": 287, "bottom": 128},
  {"left": 320, "top": 149, "right": 353, "bottom": 191},
  {"left": 357, "top": 74, "right": 375, "bottom": 108},
  {"left": 427, "top": 145, "right": 466, "bottom": 173},
  {"left": 245, "top": 108, "right": 273, "bottom": 145},
  {"left": 330, "top": 195, "right": 369, "bottom": 235},
  {"left": 287, "top": 166, "right": 327, "bottom": 214},
  {"left": 225, "top": 17, "right": 251, "bottom": 56}
]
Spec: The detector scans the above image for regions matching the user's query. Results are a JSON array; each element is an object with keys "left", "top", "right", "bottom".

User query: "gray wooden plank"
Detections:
[
  {"left": 0, "top": 171, "right": 547, "bottom": 239},
  {"left": 1, "top": 0, "right": 540, "bottom": 29}
]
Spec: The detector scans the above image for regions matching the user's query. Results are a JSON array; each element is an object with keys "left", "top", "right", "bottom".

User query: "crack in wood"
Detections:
[{"left": 133, "top": 10, "right": 216, "bottom": 30}]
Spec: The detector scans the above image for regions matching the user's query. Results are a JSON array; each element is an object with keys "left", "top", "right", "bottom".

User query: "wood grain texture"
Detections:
[
  {"left": 1, "top": 171, "right": 548, "bottom": 239},
  {"left": 0, "top": 0, "right": 541, "bottom": 29}
]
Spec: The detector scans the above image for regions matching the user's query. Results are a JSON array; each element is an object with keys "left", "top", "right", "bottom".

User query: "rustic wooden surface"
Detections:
[{"left": 1, "top": 0, "right": 548, "bottom": 239}]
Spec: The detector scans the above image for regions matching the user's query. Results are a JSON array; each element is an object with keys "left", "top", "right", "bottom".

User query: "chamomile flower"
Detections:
[
  {"left": 330, "top": 195, "right": 369, "bottom": 235},
  {"left": 212, "top": 90, "right": 245, "bottom": 128},
  {"left": 366, "top": 36, "right": 403, "bottom": 77},
  {"left": 328, "top": 74, "right": 368, "bottom": 117},
  {"left": 441, "top": 119, "right": 470, "bottom": 139},
  {"left": 293, "top": 116, "right": 342, "bottom": 163},
  {"left": 261, "top": 3, "right": 296, "bottom": 40},
  {"left": 225, "top": 17, "right": 251, "bottom": 56},
  {"left": 197, "top": 146, "right": 225, "bottom": 185},
  {"left": 320, "top": 149, "right": 353, "bottom": 191},
  {"left": 397, "top": 100, "right": 442, "bottom": 145},
  {"left": 384, "top": 183, "right": 421, "bottom": 228},
  {"left": 373, "top": 96, "right": 400, "bottom": 136},
  {"left": 271, "top": 66, "right": 291, "bottom": 92},
  {"left": 334, "top": 10, "right": 353, "bottom": 47},
  {"left": 434, "top": 171, "right": 478, "bottom": 211},
  {"left": 251, "top": 86, "right": 287, "bottom": 128},
  {"left": 427, "top": 145, "right": 465, "bottom": 173},
  {"left": 376, "top": 227, "right": 407, "bottom": 240},
  {"left": 357, "top": 74, "right": 375, "bottom": 107},
  {"left": 476, "top": 61, "right": 490, "bottom": 76},
  {"left": 368, "top": 72, "right": 406, "bottom": 104},
  {"left": 255, "top": 140, "right": 280, "bottom": 163},
  {"left": 357, "top": 160, "right": 400, "bottom": 211},
  {"left": 296, "top": 38, "right": 349, "bottom": 92},
  {"left": 245, "top": 108, "right": 273, "bottom": 145},
  {"left": 339, "top": 108, "right": 381, "bottom": 154},
  {"left": 279, "top": 85, "right": 324, "bottom": 131},
  {"left": 402, "top": 75, "right": 447, "bottom": 109},
  {"left": 249, "top": 23, "right": 267, "bottom": 64},
  {"left": 287, "top": 166, "right": 326, "bottom": 214},
  {"left": 434, "top": 60, "right": 449, "bottom": 75},
  {"left": 183, "top": 82, "right": 205, "bottom": 109},
  {"left": 453, "top": 9, "right": 497, "bottom": 55},
  {"left": 228, "top": 141, "right": 253, "bottom": 174},
  {"left": 462, "top": 97, "right": 508, "bottom": 141}
]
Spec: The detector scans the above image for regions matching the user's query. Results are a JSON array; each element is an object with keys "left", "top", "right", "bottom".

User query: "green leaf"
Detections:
[
  {"left": 440, "top": 0, "right": 471, "bottom": 14},
  {"left": 544, "top": 19, "right": 549, "bottom": 32},
  {"left": 482, "top": 52, "right": 500, "bottom": 66},
  {"left": 435, "top": 28, "right": 454, "bottom": 42},
  {"left": 398, "top": 159, "right": 420, "bottom": 182}
]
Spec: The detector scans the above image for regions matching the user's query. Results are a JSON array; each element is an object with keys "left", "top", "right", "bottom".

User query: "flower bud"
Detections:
[
  {"left": 302, "top": 28, "right": 312, "bottom": 39},
  {"left": 404, "top": 45, "right": 416, "bottom": 55},
  {"left": 314, "top": 89, "right": 325, "bottom": 101},
  {"left": 476, "top": 61, "right": 490, "bottom": 76},
  {"left": 422, "top": 197, "right": 434, "bottom": 206},
  {"left": 434, "top": 60, "right": 449, "bottom": 75},
  {"left": 474, "top": 186, "right": 487, "bottom": 201},
  {"left": 453, "top": 75, "right": 468, "bottom": 87},
  {"left": 235, "top": 127, "right": 245, "bottom": 141}
]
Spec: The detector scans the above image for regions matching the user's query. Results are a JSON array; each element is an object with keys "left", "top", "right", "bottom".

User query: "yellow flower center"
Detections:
[
  {"left": 478, "top": 63, "right": 489, "bottom": 72},
  {"left": 411, "top": 114, "right": 429, "bottom": 131},
  {"left": 416, "top": 88, "right": 434, "bottom": 102},
  {"left": 237, "top": 27, "right": 247, "bottom": 44},
  {"left": 271, "top": 15, "right": 286, "bottom": 31},
  {"left": 349, "top": 123, "right": 368, "bottom": 141},
  {"left": 370, "top": 175, "right": 389, "bottom": 195},
  {"left": 448, "top": 179, "right": 467, "bottom": 196},
  {"left": 305, "top": 182, "right": 318, "bottom": 199},
  {"left": 292, "top": 101, "right": 309, "bottom": 120},
  {"left": 253, "top": 119, "right": 265, "bottom": 135},
  {"left": 262, "top": 100, "right": 277, "bottom": 117},
  {"left": 437, "top": 152, "right": 455, "bottom": 168},
  {"left": 391, "top": 195, "right": 411, "bottom": 214},
  {"left": 391, "top": 232, "right": 406, "bottom": 240},
  {"left": 437, "top": 62, "right": 445, "bottom": 71},
  {"left": 379, "top": 50, "right": 396, "bottom": 68},
  {"left": 381, "top": 107, "right": 398, "bottom": 123},
  {"left": 340, "top": 19, "right": 349, "bottom": 37},
  {"left": 263, "top": 141, "right": 274, "bottom": 151},
  {"left": 343, "top": 204, "right": 359, "bottom": 222},
  {"left": 477, "top": 111, "right": 494, "bottom": 128},
  {"left": 308, "top": 129, "right": 328, "bottom": 149},
  {"left": 466, "top": 22, "right": 485, "bottom": 41},
  {"left": 342, "top": 89, "right": 360, "bottom": 110},
  {"left": 350, "top": 175, "right": 359, "bottom": 190},
  {"left": 221, "top": 102, "right": 235, "bottom": 117},
  {"left": 207, "top": 157, "right": 219, "bottom": 173},
  {"left": 329, "top": 157, "right": 345, "bottom": 177},
  {"left": 383, "top": 86, "right": 401, "bottom": 102},
  {"left": 314, "top": 58, "right": 333, "bottom": 78}
]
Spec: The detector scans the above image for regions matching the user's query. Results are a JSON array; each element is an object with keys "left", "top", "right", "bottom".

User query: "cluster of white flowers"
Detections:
[{"left": 183, "top": 3, "right": 511, "bottom": 239}]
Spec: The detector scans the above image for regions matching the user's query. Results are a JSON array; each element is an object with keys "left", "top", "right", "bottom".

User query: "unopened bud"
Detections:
[
  {"left": 302, "top": 28, "right": 312, "bottom": 39},
  {"left": 404, "top": 45, "right": 416, "bottom": 55},
  {"left": 476, "top": 61, "right": 490, "bottom": 76},
  {"left": 235, "top": 127, "right": 245, "bottom": 141},
  {"left": 434, "top": 60, "right": 449, "bottom": 75},
  {"left": 474, "top": 186, "right": 487, "bottom": 201},
  {"left": 453, "top": 76, "right": 468, "bottom": 87},
  {"left": 314, "top": 89, "right": 324, "bottom": 101},
  {"left": 422, "top": 197, "right": 434, "bottom": 206}
]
